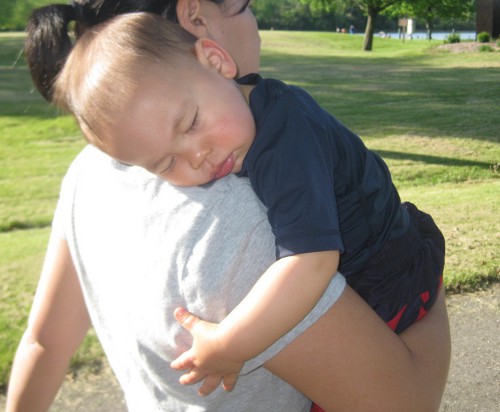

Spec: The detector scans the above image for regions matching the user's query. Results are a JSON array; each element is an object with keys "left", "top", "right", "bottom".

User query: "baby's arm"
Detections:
[{"left": 171, "top": 250, "right": 339, "bottom": 395}]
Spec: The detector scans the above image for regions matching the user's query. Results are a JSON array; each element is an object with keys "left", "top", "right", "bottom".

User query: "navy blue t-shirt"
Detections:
[{"left": 237, "top": 74, "right": 409, "bottom": 275}]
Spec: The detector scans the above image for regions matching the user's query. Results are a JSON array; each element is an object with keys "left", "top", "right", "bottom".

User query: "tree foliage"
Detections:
[
  {"left": 301, "top": 0, "right": 346, "bottom": 14},
  {"left": 0, "top": 0, "right": 53, "bottom": 30},
  {"left": 387, "top": 0, "right": 475, "bottom": 40},
  {"left": 1, "top": 0, "right": 476, "bottom": 34},
  {"left": 253, "top": 0, "right": 348, "bottom": 31},
  {"left": 297, "top": 0, "right": 475, "bottom": 50},
  {"left": 253, "top": 0, "right": 393, "bottom": 32}
]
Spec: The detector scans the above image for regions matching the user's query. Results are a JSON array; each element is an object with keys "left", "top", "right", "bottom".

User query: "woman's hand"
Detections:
[{"left": 171, "top": 307, "right": 244, "bottom": 396}]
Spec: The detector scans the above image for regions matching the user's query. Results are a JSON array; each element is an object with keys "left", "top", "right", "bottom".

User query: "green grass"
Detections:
[
  {"left": 0, "top": 34, "right": 88, "bottom": 389},
  {"left": 1, "top": 31, "right": 499, "bottom": 390}
]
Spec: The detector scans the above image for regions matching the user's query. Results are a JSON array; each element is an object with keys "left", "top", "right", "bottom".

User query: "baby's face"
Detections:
[{"left": 104, "top": 63, "right": 255, "bottom": 186}]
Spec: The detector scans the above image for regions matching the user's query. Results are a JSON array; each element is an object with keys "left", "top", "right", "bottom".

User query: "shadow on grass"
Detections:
[
  {"left": 446, "top": 273, "right": 500, "bottom": 295},
  {"left": 261, "top": 52, "right": 500, "bottom": 144},
  {"left": 374, "top": 150, "right": 495, "bottom": 169},
  {"left": 0, "top": 220, "right": 52, "bottom": 233}
]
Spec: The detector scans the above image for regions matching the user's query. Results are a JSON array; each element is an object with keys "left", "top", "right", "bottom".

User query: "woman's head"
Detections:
[
  {"left": 25, "top": 0, "right": 259, "bottom": 101},
  {"left": 176, "top": 0, "right": 260, "bottom": 78}
]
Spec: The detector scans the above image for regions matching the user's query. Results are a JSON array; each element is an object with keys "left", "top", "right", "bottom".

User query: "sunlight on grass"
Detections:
[
  {"left": 0, "top": 116, "right": 85, "bottom": 230},
  {"left": 0, "top": 228, "right": 50, "bottom": 386},
  {"left": 0, "top": 229, "right": 104, "bottom": 387},
  {"left": 400, "top": 181, "right": 499, "bottom": 292},
  {"left": 365, "top": 135, "right": 499, "bottom": 188}
]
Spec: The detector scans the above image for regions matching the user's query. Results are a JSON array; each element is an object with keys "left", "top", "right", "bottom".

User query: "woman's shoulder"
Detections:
[
  {"left": 65, "top": 145, "right": 121, "bottom": 177},
  {"left": 63, "top": 147, "right": 267, "bottom": 219},
  {"left": 63, "top": 145, "right": 158, "bottom": 189}
]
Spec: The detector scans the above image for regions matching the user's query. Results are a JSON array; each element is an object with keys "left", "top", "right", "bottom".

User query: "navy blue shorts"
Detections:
[{"left": 346, "top": 202, "right": 445, "bottom": 334}]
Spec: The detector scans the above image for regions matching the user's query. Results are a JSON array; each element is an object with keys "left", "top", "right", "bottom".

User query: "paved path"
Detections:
[
  {"left": 2, "top": 284, "right": 499, "bottom": 411},
  {"left": 440, "top": 283, "right": 499, "bottom": 411}
]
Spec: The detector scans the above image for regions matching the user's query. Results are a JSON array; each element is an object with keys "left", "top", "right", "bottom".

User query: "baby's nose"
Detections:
[{"left": 188, "top": 145, "right": 210, "bottom": 169}]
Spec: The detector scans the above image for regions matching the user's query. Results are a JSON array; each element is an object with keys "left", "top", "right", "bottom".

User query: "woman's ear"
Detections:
[
  {"left": 194, "top": 38, "right": 238, "bottom": 79},
  {"left": 176, "top": 0, "right": 208, "bottom": 38}
]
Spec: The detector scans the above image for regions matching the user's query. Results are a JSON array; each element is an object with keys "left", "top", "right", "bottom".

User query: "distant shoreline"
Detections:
[{"left": 382, "top": 31, "right": 476, "bottom": 41}]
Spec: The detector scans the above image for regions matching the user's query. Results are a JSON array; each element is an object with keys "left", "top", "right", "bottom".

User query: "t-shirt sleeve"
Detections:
[
  {"left": 246, "top": 89, "right": 344, "bottom": 259},
  {"left": 240, "top": 272, "right": 346, "bottom": 374}
]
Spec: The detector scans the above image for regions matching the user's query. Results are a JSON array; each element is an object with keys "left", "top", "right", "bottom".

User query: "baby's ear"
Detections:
[{"left": 194, "top": 38, "right": 238, "bottom": 79}]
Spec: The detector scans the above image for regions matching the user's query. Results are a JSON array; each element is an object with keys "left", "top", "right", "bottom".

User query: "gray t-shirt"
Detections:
[{"left": 53, "top": 145, "right": 346, "bottom": 411}]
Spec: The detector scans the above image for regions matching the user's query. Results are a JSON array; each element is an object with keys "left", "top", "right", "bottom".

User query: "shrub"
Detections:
[
  {"left": 444, "top": 33, "right": 461, "bottom": 44},
  {"left": 477, "top": 32, "right": 491, "bottom": 43},
  {"left": 478, "top": 45, "right": 494, "bottom": 52}
]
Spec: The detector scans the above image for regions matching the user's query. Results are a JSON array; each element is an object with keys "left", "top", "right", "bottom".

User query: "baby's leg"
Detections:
[
  {"left": 308, "top": 284, "right": 450, "bottom": 412},
  {"left": 397, "top": 286, "right": 451, "bottom": 409},
  {"left": 265, "top": 285, "right": 451, "bottom": 411}
]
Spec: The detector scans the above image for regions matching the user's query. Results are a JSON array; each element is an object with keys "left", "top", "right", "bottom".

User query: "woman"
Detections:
[{"left": 6, "top": 1, "right": 451, "bottom": 411}]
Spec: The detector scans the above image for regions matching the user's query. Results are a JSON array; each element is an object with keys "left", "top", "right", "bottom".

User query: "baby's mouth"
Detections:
[{"left": 213, "top": 154, "right": 236, "bottom": 180}]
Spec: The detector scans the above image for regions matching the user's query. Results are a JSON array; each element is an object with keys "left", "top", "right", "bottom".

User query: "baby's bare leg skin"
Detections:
[
  {"left": 265, "top": 286, "right": 451, "bottom": 412},
  {"left": 399, "top": 286, "right": 451, "bottom": 410}
]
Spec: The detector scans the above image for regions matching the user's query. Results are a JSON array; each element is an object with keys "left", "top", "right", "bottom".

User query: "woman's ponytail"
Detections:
[
  {"left": 24, "top": 0, "right": 179, "bottom": 101},
  {"left": 25, "top": 4, "right": 76, "bottom": 101}
]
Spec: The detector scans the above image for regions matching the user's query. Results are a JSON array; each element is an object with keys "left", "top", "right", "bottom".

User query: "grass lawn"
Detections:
[{"left": 1, "top": 31, "right": 499, "bottom": 389}]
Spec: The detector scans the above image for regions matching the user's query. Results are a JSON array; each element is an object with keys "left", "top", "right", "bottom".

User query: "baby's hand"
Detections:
[{"left": 171, "top": 307, "right": 244, "bottom": 396}]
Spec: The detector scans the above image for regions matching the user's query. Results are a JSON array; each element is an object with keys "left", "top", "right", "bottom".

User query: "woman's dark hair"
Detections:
[{"left": 24, "top": 0, "right": 230, "bottom": 101}]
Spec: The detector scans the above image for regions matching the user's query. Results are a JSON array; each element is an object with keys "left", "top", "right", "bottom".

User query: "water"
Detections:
[{"left": 382, "top": 31, "right": 476, "bottom": 41}]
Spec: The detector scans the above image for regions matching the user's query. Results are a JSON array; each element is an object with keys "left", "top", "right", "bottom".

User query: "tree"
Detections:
[
  {"left": 301, "top": 0, "right": 404, "bottom": 50},
  {"left": 388, "top": 0, "right": 475, "bottom": 40},
  {"left": 348, "top": 0, "right": 404, "bottom": 50}
]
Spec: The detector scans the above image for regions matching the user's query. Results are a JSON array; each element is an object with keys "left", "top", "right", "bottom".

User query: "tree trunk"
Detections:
[
  {"left": 363, "top": 7, "right": 378, "bottom": 51},
  {"left": 425, "top": 18, "right": 434, "bottom": 40},
  {"left": 476, "top": 0, "right": 500, "bottom": 38}
]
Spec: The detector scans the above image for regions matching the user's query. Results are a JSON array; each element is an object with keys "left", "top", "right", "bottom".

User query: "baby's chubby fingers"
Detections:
[
  {"left": 178, "top": 368, "right": 207, "bottom": 386},
  {"left": 197, "top": 375, "right": 223, "bottom": 397},
  {"left": 170, "top": 350, "right": 194, "bottom": 371},
  {"left": 222, "top": 374, "right": 239, "bottom": 392},
  {"left": 174, "top": 307, "right": 200, "bottom": 333}
]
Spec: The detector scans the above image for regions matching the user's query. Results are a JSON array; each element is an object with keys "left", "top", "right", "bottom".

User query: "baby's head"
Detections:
[
  {"left": 54, "top": 12, "right": 197, "bottom": 150},
  {"left": 54, "top": 12, "right": 255, "bottom": 186}
]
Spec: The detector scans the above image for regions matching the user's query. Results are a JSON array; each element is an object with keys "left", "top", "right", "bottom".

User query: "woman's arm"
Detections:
[
  {"left": 6, "top": 237, "right": 91, "bottom": 412},
  {"left": 265, "top": 285, "right": 451, "bottom": 412},
  {"left": 171, "top": 282, "right": 450, "bottom": 410},
  {"left": 171, "top": 250, "right": 339, "bottom": 394}
]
